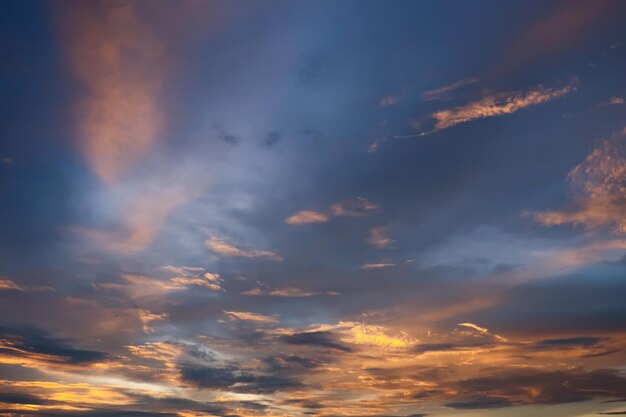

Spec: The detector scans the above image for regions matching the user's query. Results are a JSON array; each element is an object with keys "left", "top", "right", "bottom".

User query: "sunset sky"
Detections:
[{"left": 1, "top": 1, "right": 626, "bottom": 416}]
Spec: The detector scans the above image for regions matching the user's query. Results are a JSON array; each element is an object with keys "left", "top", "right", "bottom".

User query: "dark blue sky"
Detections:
[{"left": 1, "top": 1, "right": 626, "bottom": 416}]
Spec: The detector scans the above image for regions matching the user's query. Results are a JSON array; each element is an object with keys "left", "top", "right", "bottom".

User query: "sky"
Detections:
[{"left": 1, "top": 1, "right": 626, "bottom": 416}]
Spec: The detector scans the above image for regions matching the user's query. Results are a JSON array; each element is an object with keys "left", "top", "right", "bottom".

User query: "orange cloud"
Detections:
[
  {"left": 431, "top": 83, "right": 574, "bottom": 132},
  {"left": 535, "top": 132, "right": 626, "bottom": 233},
  {"left": 360, "top": 262, "right": 396, "bottom": 269},
  {"left": 242, "top": 285, "right": 337, "bottom": 297},
  {"left": 286, "top": 197, "right": 378, "bottom": 225},
  {"left": 206, "top": 235, "right": 283, "bottom": 261},
  {"left": 223, "top": 310, "right": 279, "bottom": 324},
  {"left": 60, "top": 1, "right": 166, "bottom": 184},
  {"left": 285, "top": 210, "right": 329, "bottom": 224},
  {"left": 367, "top": 226, "right": 394, "bottom": 249}
]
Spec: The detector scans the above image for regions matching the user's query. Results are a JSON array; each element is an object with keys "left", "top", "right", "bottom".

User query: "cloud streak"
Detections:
[{"left": 60, "top": 1, "right": 167, "bottom": 184}]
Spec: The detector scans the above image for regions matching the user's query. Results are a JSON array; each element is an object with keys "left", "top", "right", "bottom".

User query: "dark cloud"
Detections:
[
  {"left": 0, "top": 392, "right": 49, "bottom": 405},
  {"left": 263, "top": 130, "right": 282, "bottom": 147},
  {"left": 449, "top": 368, "right": 626, "bottom": 407},
  {"left": 445, "top": 397, "right": 513, "bottom": 409},
  {"left": 413, "top": 341, "right": 493, "bottom": 355},
  {"left": 535, "top": 336, "right": 604, "bottom": 348},
  {"left": 179, "top": 363, "right": 303, "bottom": 393},
  {"left": 217, "top": 129, "right": 239, "bottom": 146},
  {"left": 263, "top": 353, "right": 324, "bottom": 372},
  {"left": 280, "top": 331, "right": 353, "bottom": 352},
  {"left": 0, "top": 324, "right": 107, "bottom": 365}
]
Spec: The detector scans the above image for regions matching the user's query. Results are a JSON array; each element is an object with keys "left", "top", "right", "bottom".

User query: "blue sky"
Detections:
[{"left": 1, "top": 1, "right": 626, "bottom": 416}]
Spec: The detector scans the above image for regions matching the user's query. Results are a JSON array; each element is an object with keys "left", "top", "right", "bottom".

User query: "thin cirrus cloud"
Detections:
[
  {"left": 286, "top": 197, "right": 378, "bottom": 225},
  {"left": 367, "top": 226, "right": 394, "bottom": 249},
  {"left": 59, "top": 1, "right": 167, "bottom": 184},
  {"left": 398, "top": 81, "right": 575, "bottom": 138},
  {"left": 242, "top": 285, "right": 338, "bottom": 297},
  {"left": 535, "top": 129, "right": 626, "bottom": 233},
  {"left": 421, "top": 77, "right": 479, "bottom": 101},
  {"left": 77, "top": 181, "right": 203, "bottom": 254},
  {"left": 223, "top": 310, "right": 279, "bottom": 324},
  {"left": 206, "top": 235, "right": 283, "bottom": 261},
  {"left": 360, "top": 262, "right": 396, "bottom": 269}
]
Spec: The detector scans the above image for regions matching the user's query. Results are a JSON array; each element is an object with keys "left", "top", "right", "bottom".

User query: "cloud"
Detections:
[
  {"left": 59, "top": 1, "right": 167, "bottom": 184},
  {"left": 457, "top": 322, "right": 489, "bottom": 334},
  {"left": 281, "top": 331, "right": 353, "bottom": 352},
  {"left": 285, "top": 210, "right": 329, "bottom": 224},
  {"left": 98, "top": 268, "right": 224, "bottom": 297},
  {"left": 242, "top": 285, "right": 336, "bottom": 297},
  {"left": 535, "top": 131, "right": 626, "bottom": 233},
  {"left": 178, "top": 363, "right": 302, "bottom": 394},
  {"left": 0, "top": 325, "right": 107, "bottom": 366},
  {"left": 0, "top": 278, "right": 50, "bottom": 292},
  {"left": 379, "top": 95, "right": 399, "bottom": 108},
  {"left": 286, "top": 197, "right": 378, "bottom": 225},
  {"left": 137, "top": 309, "right": 168, "bottom": 334},
  {"left": 77, "top": 180, "right": 204, "bottom": 254},
  {"left": 330, "top": 197, "right": 379, "bottom": 217},
  {"left": 445, "top": 397, "right": 513, "bottom": 409},
  {"left": 361, "top": 263, "right": 396, "bottom": 269},
  {"left": 421, "top": 77, "right": 478, "bottom": 101},
  {"left": 206, "top": 235, "right": 283, "bottom": 261},
  {"left": 223, "top": 310, "right": 279, "bottom": 324},
  {"left": 161, "top": 266, "right": 224, "bottom": 292},
  {"left": 431, "top": 83, "right": 575, "bottom": 132},
  {"left": 399, "top": 82, "right": 575, "bottom": 138},
  {"left": 367, "top": 226, "right": 394, "bottom": 249},
  {"left": 447, "top": 368, "right": 626, "bottom": 407}
]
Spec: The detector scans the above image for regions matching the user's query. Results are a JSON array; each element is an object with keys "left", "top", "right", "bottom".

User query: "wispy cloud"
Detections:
[
  {"left": 0, "top": 278, "right": 51, "bottom": 292},
  {"left": 535, "top": 130, "right": 626, "bottom": 233},
  {"left": 223, "top": 310, "right": 279, "bottom": 324},
  {"left": 286, "top": 197, "right": 378, "bottom": 225},
  {"left": 399, "top": 82, "right": 575, "bottom": 138},
  {"left": 137, "top": 309, "right": 168, "bottom": 333},
  {"left": 285, "top": 210, "right": 329, "bottom": 225},
  {"left": 421, "top": 77, "right": 478, "bottom": 101},
  {"left": 206, "top": 235, "right": 283, "bottom": 261},
  {"left": 378, "top": 95, "right": 399, "bottom": 108},
  {"left": 242, "top": 284, "right": 338, "bottom": 297},
  {"left": 367, "top": 226, "right": 394, "bottom": 249},
  {"left": 60, "top": 2, "right": 167, "bottom": 184},
  {"left": 431, "top": 83, "right": 575, "bottom": 132},
  {"left": 360, "top": 262, "right": 396, "bottom": 269}
]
